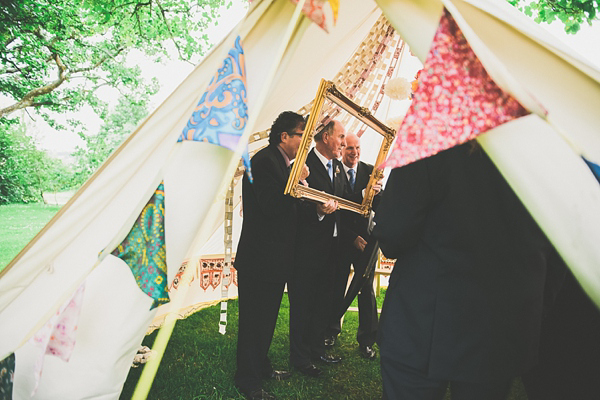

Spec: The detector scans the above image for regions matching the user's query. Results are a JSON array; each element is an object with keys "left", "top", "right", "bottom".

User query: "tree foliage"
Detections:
[
  {"left": 0, "top": 119, "right": 71, "bottom": 204},
  {"left": 0, "top": 0, "right": 228, "bottom": 121},
  {"left": 71, "top": 94, "right": 150, "bottom": 188},
  {"left": 509, "top": 0, "right": 599, "bottom": 33}
]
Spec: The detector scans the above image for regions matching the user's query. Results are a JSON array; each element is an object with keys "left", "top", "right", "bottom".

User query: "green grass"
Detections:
[
  {"left": 120, "top": 295, "right": 383, "bottom": 399},
  {"left": 0, "top": 203, "right": 61, "bottom": 271}
]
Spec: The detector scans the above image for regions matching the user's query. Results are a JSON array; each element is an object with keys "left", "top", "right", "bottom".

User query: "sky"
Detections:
[{"left": 10, "top": 1, "right": 600, "bottom": 161}]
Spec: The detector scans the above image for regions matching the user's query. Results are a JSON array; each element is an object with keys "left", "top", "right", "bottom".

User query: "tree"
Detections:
[
  {"left": 0, "top": 120, "right": 49, "bottom": 203},
  {"left": 508, "top": 0, "right": 599, "bottom": 33},
  {"left": 0, "top": 0, "right": 229, "bottom": 121},
  {"left": 71, "top": 94, "right": 150, "bottom": 187}
]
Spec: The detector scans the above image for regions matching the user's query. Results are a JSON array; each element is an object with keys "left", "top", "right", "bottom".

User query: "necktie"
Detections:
[
  {"left": 348, "top": 168, "right": 355, "bottom": 191},
  {"left": 327, "top": 160, "right": 333, "bottom": 182}
]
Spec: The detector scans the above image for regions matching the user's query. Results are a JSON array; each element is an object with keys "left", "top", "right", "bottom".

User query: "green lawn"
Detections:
[
  {"left": 120, "top": 294, "right": 384, "bottom": 400},
  {"left": 0, "top": 203, "right": 61, "bottom": 271}
]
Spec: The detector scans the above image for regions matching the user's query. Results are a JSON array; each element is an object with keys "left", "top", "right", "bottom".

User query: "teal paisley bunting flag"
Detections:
[{"left": 112, "top": 182, "right": 168, "bottom": 309}]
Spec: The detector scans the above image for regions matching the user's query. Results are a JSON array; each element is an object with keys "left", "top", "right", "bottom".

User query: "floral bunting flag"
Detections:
[
  {"left": 290, "top": 0, "right": 329, "bottom": 32},
  {"left": 383, "top": 8, "right": 530, "bottom": 170},
  {"left": 112, "top": 182, "right": 169, "bottom": 309},
  {"left": 0, "top": 353, "right": 15, "bottom": 400},
  {"left": 29, "top": 284, "right": 85, "bottom": 395},
  {"left": 178, "top": 36, "right": 252, "bottom": 181}
]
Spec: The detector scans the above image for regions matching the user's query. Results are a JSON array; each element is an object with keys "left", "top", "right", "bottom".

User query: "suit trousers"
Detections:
[
  {"left": 234, "top": 269, "right": 286, "bottom": 392},
  {"left": 326, "top": 243, "right": 378, "bottom": 347},
  {"left": 289, "top": 238, "right": 339, "bottom": 367},
  {"left": 381, "top": 353, "right": 511, "bottom": 400}
]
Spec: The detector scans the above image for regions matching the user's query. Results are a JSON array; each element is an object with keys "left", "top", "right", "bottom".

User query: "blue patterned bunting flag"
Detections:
[
  {"left": 583, "top": 157, "right": 600, "bottom": 184},
  {"left": 178, "top": 35, "right": 252, "bottom": 181},
  {"left": 112, "top": 182, "right": 169, "bottom": 309}
]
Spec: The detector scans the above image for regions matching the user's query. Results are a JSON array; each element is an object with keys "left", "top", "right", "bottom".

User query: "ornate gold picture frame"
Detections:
[{"left": 284, "top": 79, "right": 397, "bottom": 216}]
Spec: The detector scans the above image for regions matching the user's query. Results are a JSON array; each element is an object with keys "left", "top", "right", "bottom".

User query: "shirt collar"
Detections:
[
  {"left": 276, "top": 144, "right": 291, "bottom": 167},
  {"left": 314, "top": 147, "right": 331, "bottom": 169},
  {"left": 342, "top": 162, "right": 357, "bottom": 178}
]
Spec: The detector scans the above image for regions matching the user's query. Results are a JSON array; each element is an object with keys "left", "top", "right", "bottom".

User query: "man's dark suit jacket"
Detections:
[
  {"left": 295, "top": 148, "right": 349, "bottom": 264},
  {"left": 373, "top": 142, "right": 549, "bottom": 383},
  {"left": 342, "top": 160, "right": 381, "bottom": 249},
  {"left": 235, "top": 144, "right": 297, "bottom": 283}
]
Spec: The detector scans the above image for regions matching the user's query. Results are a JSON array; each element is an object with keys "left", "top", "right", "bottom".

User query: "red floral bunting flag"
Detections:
[{"left": 383, "top": 8, "right": 529, "bottom": 170}]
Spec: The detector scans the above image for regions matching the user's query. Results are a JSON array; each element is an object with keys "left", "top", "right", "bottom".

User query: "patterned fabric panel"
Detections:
[
  {"left": 112, "top": 182, "right": 169, "bottom": 310},
  {"left": 0, "top": 353, "right": 15, "bottom": 400},
  {"left": 383, "top": 8, "right": 529, "bottom": 169},
  {"left": 178, "top": 36, "right": 252, "bottom": 181}
]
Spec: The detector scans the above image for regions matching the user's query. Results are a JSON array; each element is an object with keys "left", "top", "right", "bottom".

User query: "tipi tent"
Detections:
[{"left": 1, "top": 0, "right": 600, "bottom": 398}]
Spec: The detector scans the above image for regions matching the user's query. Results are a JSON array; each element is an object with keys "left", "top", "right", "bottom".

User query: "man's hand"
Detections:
[
  {"left": 353, "top": 235, "right": 367, "bottom": 252},
  {"left": 300, "top": 165, "right": 310, "bottom": 181},
  {"left": 372, "top": 178, "right": 384, "bottom": 195},
  {"left": 317, "top": 199, "right": 338, "bottom": 215}
]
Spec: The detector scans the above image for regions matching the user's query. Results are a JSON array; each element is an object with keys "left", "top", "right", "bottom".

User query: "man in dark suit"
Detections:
[
  {"left": 234, "top": 111, "right": 308, "bottom": 400},
  {"left": 325, "top": 133, "right": 381, "bottom": 360},
  {"left": 373, "top": 141, "right": 550, "bottom": 400},
  {"left": 288, "top": 120, "right": 347, "bottom": 377}
]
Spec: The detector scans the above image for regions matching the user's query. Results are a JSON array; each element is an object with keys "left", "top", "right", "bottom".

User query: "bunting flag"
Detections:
[
  {"left": 0, "top": 353, "right": 15, "bottom": 400},
  {"left": 29, "top": 284, "right": 85, "bottom": 395},
  {"left": 178, "top": 36, "right": 252, "bottom": 181},
  {"left": 111, "top": 182, "right": 169, "bottom": 310},
  {"left": 289, "top": 0, "right": 329, "bottom": 32},
  {"left": 583, "top": 157, "right": 600, "bottom": 184},
  {"left": 383, "top": 8, "right": 530, "bottom": 170}
]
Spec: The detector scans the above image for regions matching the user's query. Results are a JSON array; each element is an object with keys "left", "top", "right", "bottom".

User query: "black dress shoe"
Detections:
[
  {"left": 296, "top": 363, "right": 323, "bottom": 377},
  {"left": 324, "top": 335, "right": 336, "bottom": 347},
  {"left": 314, "top": 354, "right": 342, "bottom": 364},
  {"left": 265, "top": 370, "right": 292, "bottom": 381},
  {"left": 240, "top": 388, "right": 277, "bottom": 400},
  {"left": 359, "top": 344, "right": 376, "bottom": 360}
]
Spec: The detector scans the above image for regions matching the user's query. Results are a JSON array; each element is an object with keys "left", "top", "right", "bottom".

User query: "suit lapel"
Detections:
[
  {"left": 356, "top": 161, "right": 370, "bottom": 193},
  {"left": 333, "top": 159, "right": 347, "bottom": 197},
  {"left": 307, "top": 149, "right": 334, "bottom": 192}
]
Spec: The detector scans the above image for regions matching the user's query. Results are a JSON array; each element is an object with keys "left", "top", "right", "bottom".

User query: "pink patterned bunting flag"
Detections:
[
  {"left": 29, "top": 284, "right": 85, "bottom": 395},
  {"left": 289, "top": 0, "right": 328, "bottom": 32},
  {"left": 382, "top": 8, "right": 529, "bottom": 170}
]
